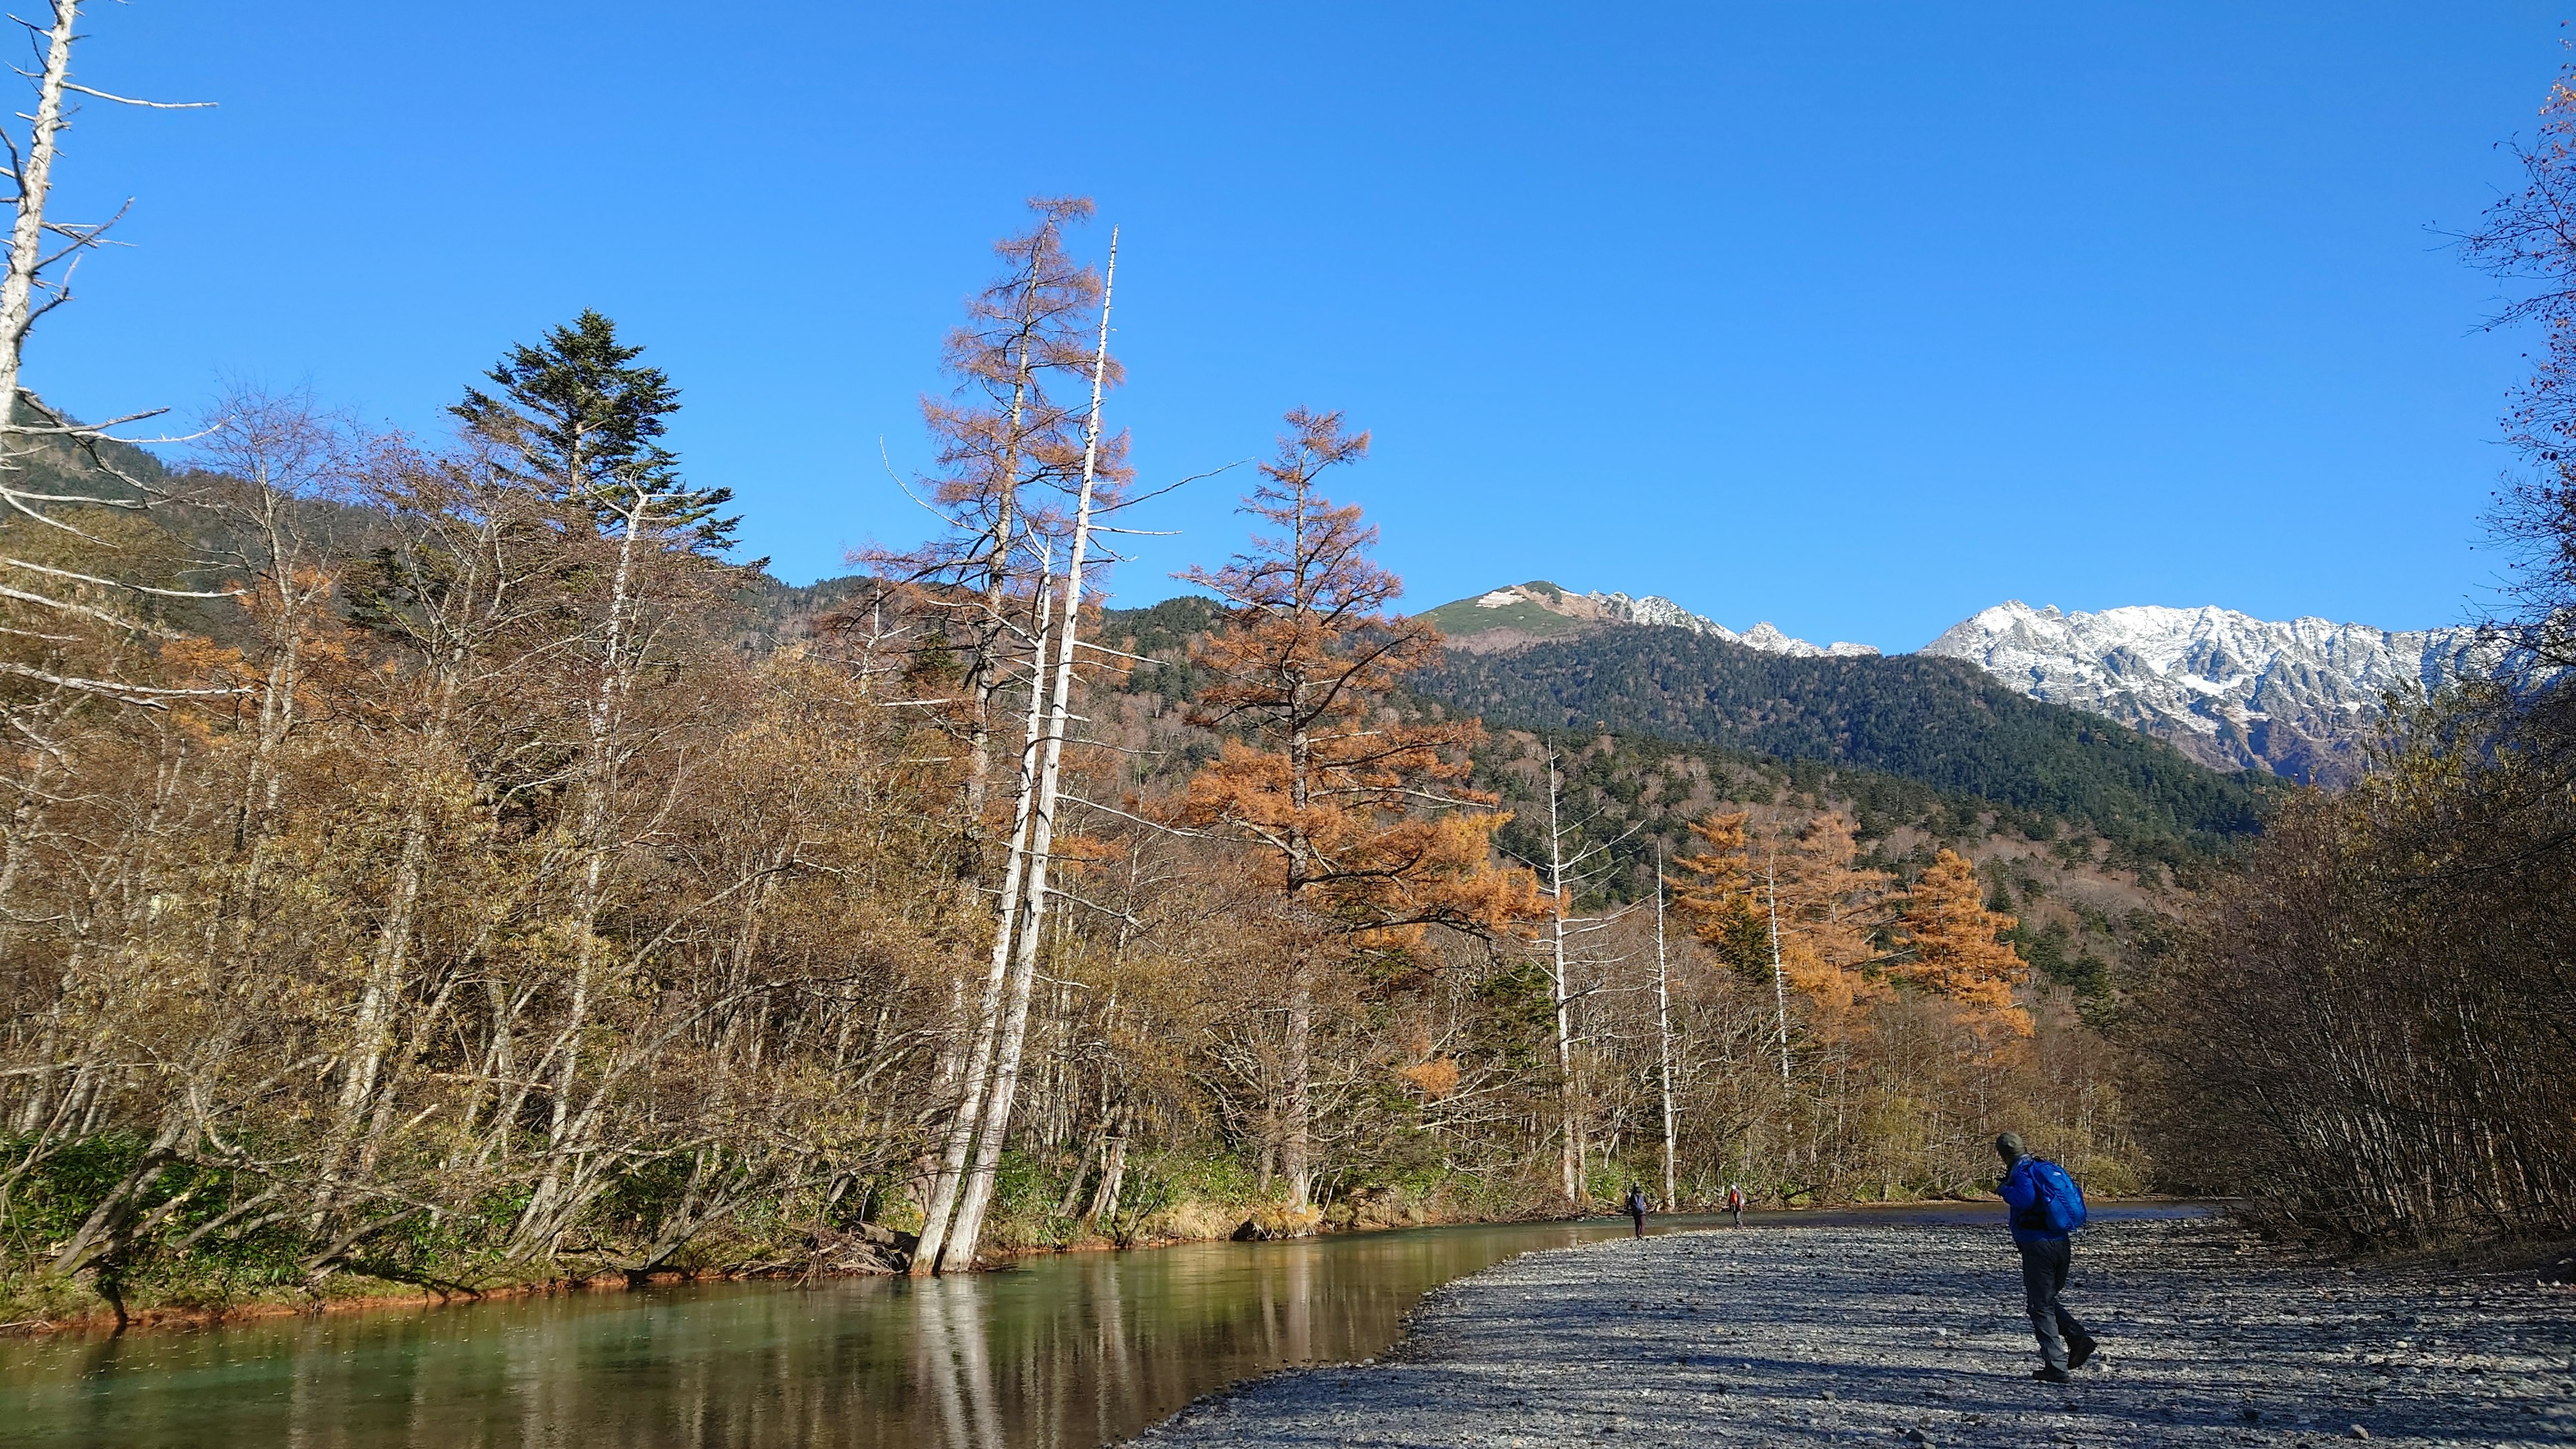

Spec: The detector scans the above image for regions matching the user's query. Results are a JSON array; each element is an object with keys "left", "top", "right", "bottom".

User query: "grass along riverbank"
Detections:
[{"left": 1128, "top": 1218, "right": 2576, "bottom": 1448}]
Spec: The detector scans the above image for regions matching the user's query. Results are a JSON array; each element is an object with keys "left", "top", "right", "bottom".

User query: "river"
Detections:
[{"left": 0, "top": 1203, "right": 2208, "bottom": 1448}]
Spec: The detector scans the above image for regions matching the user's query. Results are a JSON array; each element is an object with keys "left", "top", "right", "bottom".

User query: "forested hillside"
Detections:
[
  {"left": 1415, "top": 627, "right": 2271, "bottom": 858},
  {"left": 3, "top": 201, "right": 2169, "bottom": 1333}
]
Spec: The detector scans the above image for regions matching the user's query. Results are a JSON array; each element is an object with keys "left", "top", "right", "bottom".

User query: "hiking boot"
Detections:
[
  {"left": 2030, "top": 1366, "right": 2072, "bottom": 1384},
  {"left": 2068, "top": 1337, "right": 2098, "bottom": 1370}
]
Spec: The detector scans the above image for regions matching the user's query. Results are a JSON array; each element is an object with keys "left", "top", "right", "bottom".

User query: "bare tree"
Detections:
[
  {"left": 943, "top": 230, "right": 1121, "bottom": 1269},
  {"left": 1526, "top": 746, "right": 1637, "bottom": 1210},
  {"left": 0, "top": 0, "right": 213, "bottom": 700}
]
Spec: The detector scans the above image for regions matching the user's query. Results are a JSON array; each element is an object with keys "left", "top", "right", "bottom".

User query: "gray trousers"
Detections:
[{"left": 2017, "top": 1236, "right": 2092, "bottom": 1370}]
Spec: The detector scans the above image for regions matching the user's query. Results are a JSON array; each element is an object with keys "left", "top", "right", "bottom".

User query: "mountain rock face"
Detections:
[
  {"left": 1920, "top": 601, "right": 2491, "bottom": 782},
  {"left": 1424, "top": 582, "right": 1879, "bottom": 658},
  {"left": 1417, "top": 582, "right": 2492, "bottom": 783}
]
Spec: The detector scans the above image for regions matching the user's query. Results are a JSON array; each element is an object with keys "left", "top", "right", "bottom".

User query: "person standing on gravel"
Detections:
[
  {"left": 1996, "top": 1132, "right": 2097, "bottom": 1384},
  {"left": 1623, "top": 1183, "right": 1650, "bottom": 1237},
  {"left": 1725, "top": 1183, "right": 1746, "bottom": 1228}
]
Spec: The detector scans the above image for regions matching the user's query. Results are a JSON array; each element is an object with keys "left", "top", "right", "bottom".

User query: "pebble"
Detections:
[{"left": 1128, "top": 1218, "right": 2573, "bottom": 1448}]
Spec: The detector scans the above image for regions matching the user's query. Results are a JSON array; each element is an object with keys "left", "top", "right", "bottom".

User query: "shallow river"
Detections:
[{"left": 0, "top": 1203, "right": 2208, "bottom": 1448}]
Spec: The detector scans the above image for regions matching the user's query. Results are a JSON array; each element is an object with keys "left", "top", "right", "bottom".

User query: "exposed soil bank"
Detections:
[{"left": 1128, "top": 1218, "right": 2576, "bottom": 1448}]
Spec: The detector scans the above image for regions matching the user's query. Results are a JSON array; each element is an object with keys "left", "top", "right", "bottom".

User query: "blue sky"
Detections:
[{"left": 30, "top": 4, "right": 2568, "bottom": 650}]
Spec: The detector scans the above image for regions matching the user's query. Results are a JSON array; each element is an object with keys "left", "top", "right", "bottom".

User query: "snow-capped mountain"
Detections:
[
  {"left": 1920, "top": 601, "right": 2494, "bottom": 782},
  {"left": 1582, "top": 590, "right": 1882, "bottom": 658},
  {"left": 1428, "top": 582, "right": 1880, "bottom": 659}
]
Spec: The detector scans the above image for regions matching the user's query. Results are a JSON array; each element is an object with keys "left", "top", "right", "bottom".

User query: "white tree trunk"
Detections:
[
  {"left": 1546, "top": 752, "right": 1580, "bottom": 1209},
  {"left": 947, "top": 231, "right": 1118, "bottom": 1268},
  {"left": 1654, "top": 845, "right": 1677, "bottom": 1211},
  {"left": 912, "top": 550, "right": 1054, "bottom": 1274},
  {"left": 0, "top": 1, "right": 76, "bottom": 432},
  {"left": 515, "top": 484, "right": 656, "bottom": 1253},
  {"left": 1765, "top": 847, "right": 1791, "bottom": 1085}
]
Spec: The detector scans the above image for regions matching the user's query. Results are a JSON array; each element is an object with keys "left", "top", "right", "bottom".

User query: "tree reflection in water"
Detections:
[{"left": 0, "top": 1208, "right": 2202, "bottom": 1447}]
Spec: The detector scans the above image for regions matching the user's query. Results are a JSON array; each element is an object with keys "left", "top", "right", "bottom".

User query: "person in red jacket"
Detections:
[{"left": 1997, "top": 1132, "right": 2098, "bottom": 1383}]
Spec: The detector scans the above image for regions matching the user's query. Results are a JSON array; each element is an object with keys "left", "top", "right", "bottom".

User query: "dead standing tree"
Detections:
[
  {"left": 0, "top": 1, "right": 215, "bottom": 694},
  {"left": 0, "top": 2, "right": 221, "bottom": 1254},
  {"left": 938, "top": 229, "right": 1124, "bottom": 1271},
  {"left": 890, "top": 199, "right": 1120, "bottom": 1275},
  {"left": 1521, "top": 745, "right": 1640, "bottom": 1211}
]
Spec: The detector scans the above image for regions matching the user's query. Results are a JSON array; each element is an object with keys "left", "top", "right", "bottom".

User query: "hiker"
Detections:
[
  {"left": 1996, "top": 1132, "right": 2098, "bottom": 1383},
  {"left": 1725, "top": 1183, "right": 1746, "bottom": 1228},
  {"left": 1623, "top": 1183, "right": 1650, "bottom": 1238}
]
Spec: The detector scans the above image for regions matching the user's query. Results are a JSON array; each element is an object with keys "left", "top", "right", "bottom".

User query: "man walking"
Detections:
[
  {"left": 1725, "top": 1183, "right": 1746, "bottom": 1228},
  {"left": 1996, "top": 1132, "right": 2097, "bottom": 1384},
  {"left": 1623, "top": 1183, "right": 1650, "bottom": 1238}
]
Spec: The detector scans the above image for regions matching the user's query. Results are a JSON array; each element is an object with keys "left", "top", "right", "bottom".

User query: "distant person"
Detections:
[
  {"left": 1623, "top": 1183, "right": 1650, "bottom": 1237},
  {"left": 1995, "top": 1132, "right": 2097, "bottom": 1384},
  {"left": 1725, "top": 1183, "right": 1746, "bottom": 1228}
]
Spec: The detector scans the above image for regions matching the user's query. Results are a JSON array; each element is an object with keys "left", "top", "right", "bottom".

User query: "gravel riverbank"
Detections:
[{"left": 1127, "top": 1218, "right": 2575, "bottom": 1448}]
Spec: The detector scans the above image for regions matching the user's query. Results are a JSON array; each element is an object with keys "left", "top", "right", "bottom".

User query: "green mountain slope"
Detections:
[
  {"left": 749, "top": 583, "right": 2268, "bottom": 858},
  {"left": 1415, "top": 580, "right": 1601, "bottom": 644},
  {"left": 1411, "top": 625, "right": 2271, "bottom": 852}
]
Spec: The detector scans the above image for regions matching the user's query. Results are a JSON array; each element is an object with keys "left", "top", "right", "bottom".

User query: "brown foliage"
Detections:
[{"left": 2138, "top": 694, "right": 2576, "bottom": 1248}]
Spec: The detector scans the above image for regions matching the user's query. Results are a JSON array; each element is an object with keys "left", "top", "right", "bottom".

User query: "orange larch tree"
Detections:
[
  {"left": 1894, "top": 847, "right": 2031, "bottom": 1037},
  {"left": 1177, "top": 409, "right": 1536, "bottom": 1212},
  {"left": 1766, "top": 813, "right": 1894, "bottom": 1026},
  {"left": 1674, "top": 809, "right": 1894, "bottom": 1071}
]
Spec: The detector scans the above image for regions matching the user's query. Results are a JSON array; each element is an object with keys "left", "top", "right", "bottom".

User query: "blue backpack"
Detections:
[{"left": 2021, "top": 1159, "right": 2088, "bottom": 1235}]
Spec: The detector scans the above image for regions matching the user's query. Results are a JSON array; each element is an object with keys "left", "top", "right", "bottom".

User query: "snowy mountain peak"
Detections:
[
  {"left": 1424, "top": 582, "right": 1878, "bottom": 658},
  {"left": 1922, "top": 600, "right": 2498, "bottom": 782},
  {"left": 1580, "top": 590, "right": 1880, "bottom": 658}
]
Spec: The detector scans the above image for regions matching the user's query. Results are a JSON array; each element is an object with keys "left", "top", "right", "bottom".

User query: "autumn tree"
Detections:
[
  {"left": 871, "top": 197, "right": 1114, "bottom": 829},
  {"left": 1177, "top": 409, "right": 1534, "bottom": 1212},
  {"left": 2461, "top": 65, "right": 2576, "bottom": 733},
  {"left": 928, "top": 228, "right": 1126, "bottom": 1273},
  {"left": 449, "top": 311, "right": 751, "bottom": 1253},
  {"left": 1673, "top": 809, "right": 1890, "bottom": 1071},
  {"left": 887, "top": 203, "right": 1128, "bottom": 1275},
  {"left": 1894, "top": 847, "right": 2030, "bottom": 1036}
]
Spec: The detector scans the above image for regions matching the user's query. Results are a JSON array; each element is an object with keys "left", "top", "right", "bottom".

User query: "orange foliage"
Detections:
[
  {"left": 1399, "top": 1056, "right": 1461, "bottom": 1098},
  {"left": 1672, "top": 810, "right": 1890, "bottom": 1024},
  {"left": 1894, "top": 848, "right": 2031, "bottom": 1037},
  {"left": 1175, "top": 410, "right": 1538, "bottom": 941}
]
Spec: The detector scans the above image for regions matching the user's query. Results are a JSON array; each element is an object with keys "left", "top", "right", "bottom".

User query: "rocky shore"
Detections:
[{"left": 1128, "top": 1218, "right": 2575, "bottom": 1448}]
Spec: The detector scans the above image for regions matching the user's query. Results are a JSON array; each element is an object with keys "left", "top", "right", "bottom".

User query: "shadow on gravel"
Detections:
[{"left": 1132, "top": 1218, "right": 2576, "bottom": 1448}]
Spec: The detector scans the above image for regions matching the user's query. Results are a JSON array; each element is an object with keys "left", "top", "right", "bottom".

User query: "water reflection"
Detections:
[{"left": 0, "top": 1205, "right": 2206, "bottom": 1448}]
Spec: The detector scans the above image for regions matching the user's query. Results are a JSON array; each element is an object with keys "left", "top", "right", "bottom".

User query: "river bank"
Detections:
[
  {"left": 0, "top": 1195, "right": 2073, "bottom": 1340},
  {"left": 1128, "top": 1218, "right": 2576, "bottom": 1448}
]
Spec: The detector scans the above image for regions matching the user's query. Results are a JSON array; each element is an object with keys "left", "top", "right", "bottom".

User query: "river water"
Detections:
[{"left": 0, "top": 1203, "right": 2208, "bottom": 1448}]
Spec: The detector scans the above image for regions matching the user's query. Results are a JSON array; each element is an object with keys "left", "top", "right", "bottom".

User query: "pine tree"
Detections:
[{"left": 453, "top": 309, "right": 742, "bottom": 553}]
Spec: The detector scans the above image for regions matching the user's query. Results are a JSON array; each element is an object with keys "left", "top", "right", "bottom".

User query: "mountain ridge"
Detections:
[
  {"left": 1409, "top": 624, "right": 2270, "bottom": 856},
  {"left": 1419, "top": 580, "right": 1878, "bottom": 658},
  {"left": 1426, "top": 581, "right": 2491, "bottom": 782},
  {"left": 1917, "top": 599, "right": 2493, "bottom": 782}
]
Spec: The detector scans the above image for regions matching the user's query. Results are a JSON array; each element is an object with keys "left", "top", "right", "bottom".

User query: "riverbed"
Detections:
[
  {"left": 1132, "top": 1216, "right": 2576, "bottom": 1448},
  {"left": 0, "top": 1205, "right": 2202, "bottom": 1448}
]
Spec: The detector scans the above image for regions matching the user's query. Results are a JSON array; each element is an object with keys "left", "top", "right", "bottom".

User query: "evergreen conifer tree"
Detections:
[{"left": 454, "top": 309, "right": 743, "bottom": 555}]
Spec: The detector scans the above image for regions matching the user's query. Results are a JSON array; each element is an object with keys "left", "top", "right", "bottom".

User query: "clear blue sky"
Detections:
[{"left": 30, "top": 4, "right": 2567, "bottom": 649}]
